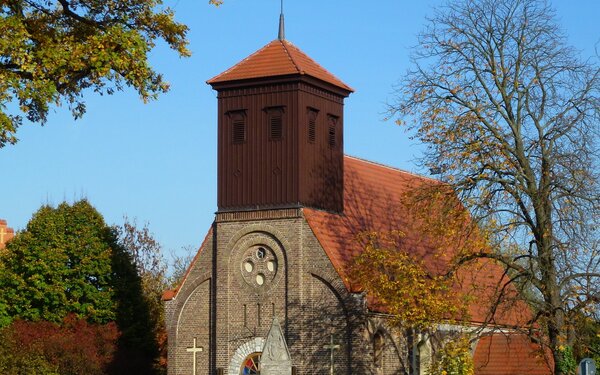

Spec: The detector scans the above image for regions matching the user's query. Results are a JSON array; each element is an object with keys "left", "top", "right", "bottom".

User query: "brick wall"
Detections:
[
  {"left": 0, "top": 219, "right": 14, "bottom": 249},
  {"left": 165, "top": 208, "right": 407, "bottom": 375}
]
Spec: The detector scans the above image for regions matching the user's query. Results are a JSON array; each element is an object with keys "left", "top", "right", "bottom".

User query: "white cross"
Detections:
[
  {"left": 323, "top": 334, "right": 340, "bottom": 375},
  {"left": 186, "top": 337, "right": 203, "bottom": 375}
]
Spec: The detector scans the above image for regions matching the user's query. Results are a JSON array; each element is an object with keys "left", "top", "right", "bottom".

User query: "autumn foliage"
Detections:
[
  {"left": 351, "top": 230, "right": 468, "bottom": 329},
  {"left": 0, "top": 200, "right": 163, "bottom": 373},
  {"left": 0, "top": 0, "right": 195, "bottom": 147},
  {"left": 0, "top": 315, "right": 119, "bottom": 375}
]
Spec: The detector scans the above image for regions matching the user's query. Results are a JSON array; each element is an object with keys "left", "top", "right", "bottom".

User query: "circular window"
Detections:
[
  {"left": 241, "top": 352, "right": 261, "bottom": 375},
  {"left": 240, "top": 245, "right": 278, "bottom": 288}
]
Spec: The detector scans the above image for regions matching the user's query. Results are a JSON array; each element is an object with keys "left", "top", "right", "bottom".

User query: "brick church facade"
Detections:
[{"left": 163, "top": 32, "right": 552, "bottom": 375}]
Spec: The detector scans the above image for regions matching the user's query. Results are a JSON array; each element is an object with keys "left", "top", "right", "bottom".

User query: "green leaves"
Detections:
[
  {"left": 0, "top": 200, "right": 116, "bottom": 325},
  {"left": 0, "top": 0, "right": 190, "bottom": 147},
  {"left": 0, "top": 200, "right": 163, "bottom": 371}
]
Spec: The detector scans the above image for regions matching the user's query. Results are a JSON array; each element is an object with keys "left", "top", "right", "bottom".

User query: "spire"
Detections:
[{"left": 278, "top": 0, "right": 285, "bottom": 40}]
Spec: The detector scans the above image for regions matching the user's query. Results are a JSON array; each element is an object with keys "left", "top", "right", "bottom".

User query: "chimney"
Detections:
[{"left": 0, "top": 219, "right": 15, "bottom": 249}]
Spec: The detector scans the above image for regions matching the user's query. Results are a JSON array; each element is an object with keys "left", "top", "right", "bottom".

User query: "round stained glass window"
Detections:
[
  {"left": 240, "top": 245, "right": 278, "bottom": 288},
  {"left": 241, "top": 352, "right": 261, "bottom": 375}
]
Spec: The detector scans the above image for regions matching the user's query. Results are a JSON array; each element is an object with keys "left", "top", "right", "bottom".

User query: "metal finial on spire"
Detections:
[{"left": 278, "top": 0, "right": 285, "bottom": 40}]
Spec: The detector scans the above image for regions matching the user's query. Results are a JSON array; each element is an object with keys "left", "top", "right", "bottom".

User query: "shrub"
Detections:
[{"left": 0, "top": 315, "right": 119, "bottom": 375}]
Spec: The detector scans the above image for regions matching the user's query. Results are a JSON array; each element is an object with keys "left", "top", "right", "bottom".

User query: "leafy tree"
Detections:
[
  {"left": 387, "top": 0, "right": 600, "bottom": 373},
  {"left": 167, "top": 244, "right": 196, "bottom": 288},
  {"left": 428, "top": 335, "right": 474, "bottom": 375},
  {"left": 117, "top": 217, "right": 168, "bottom": 328},
  {"left": 109, "top": 229, "right": 159, "bottom": 375},
  {"left": 115, "top": 217, "right": 169, "bottom": 372},
  {"left": 115, "top": 219, "right": 199, "bottom": 371},
  {"left": 0, "top": 200, "right": 116, "bottom": 324},
  {"left": 0, "top": 200, "right": 161, "bottom": 373},
  {"left": 0, "top": 0, "right": 221, "bottom": 148},
  {"left": 351, "top": 230, "right": 467, "bottom": 330}
]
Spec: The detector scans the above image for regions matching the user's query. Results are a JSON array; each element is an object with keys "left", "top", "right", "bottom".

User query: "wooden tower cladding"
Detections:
[{"left": 208, "top": 40, "right": 353, "bottom": 213}]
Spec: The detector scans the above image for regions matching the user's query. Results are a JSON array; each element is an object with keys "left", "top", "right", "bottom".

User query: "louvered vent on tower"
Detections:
[
  {"left": 230, "top": 111, "right": 246, "bottom": 144},
  {"left": 308, "top": 108, "right": 318, "bottom": 144},
  {"left": 267, "top": 107, "right": 284, "bottom": 141},
  {"left": 328, "top": 114, "right": 338, "bottom": 147}
]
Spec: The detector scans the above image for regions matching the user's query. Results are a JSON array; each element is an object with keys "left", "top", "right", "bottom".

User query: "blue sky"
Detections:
[{"left": 1, "top": 0, "right": 598, "bottom": 256}]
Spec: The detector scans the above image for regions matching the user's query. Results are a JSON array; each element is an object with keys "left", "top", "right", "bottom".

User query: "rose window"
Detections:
[{"left": 241, "top": 245, "right": 278, "bottom": 287}]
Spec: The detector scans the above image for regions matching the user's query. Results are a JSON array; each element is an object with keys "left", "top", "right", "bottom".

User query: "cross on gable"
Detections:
[
  {"left": 323, "top": 334, "right": 340, "bottom": 375},
  {"left": 186, "top": 337, "right": 203, "bottom": 375}
]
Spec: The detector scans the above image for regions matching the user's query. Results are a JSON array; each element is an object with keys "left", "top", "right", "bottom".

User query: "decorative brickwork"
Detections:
[
  {"left": 165, "top": 212, "right": 387, "bottom": 375},
  {"left": 0, "top": 219, "right": 14, "bottom": 249},
  {"left": 228, "top": 337, "right": 265, "bottom": 375}
]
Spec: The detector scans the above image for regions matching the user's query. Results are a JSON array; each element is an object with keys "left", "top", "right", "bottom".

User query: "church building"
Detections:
[{"left": 163, "top": 21, "right": 552, "bottom": 375}]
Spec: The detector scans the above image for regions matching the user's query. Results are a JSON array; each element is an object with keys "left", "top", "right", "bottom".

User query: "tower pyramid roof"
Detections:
[{"left": 207, "top": 39, "right": 353, "bottom": 92}]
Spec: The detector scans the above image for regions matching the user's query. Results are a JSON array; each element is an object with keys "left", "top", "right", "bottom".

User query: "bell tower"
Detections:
[{"left": 207, "top": 33, "right": 353, "bottom": 213}]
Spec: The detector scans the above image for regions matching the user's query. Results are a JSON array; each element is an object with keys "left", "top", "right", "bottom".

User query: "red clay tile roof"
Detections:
[
  {"left": 207, "top": 39, "right": 353, "bottom": 92},
  {"left": 167, "top": 155, "right": 531, "bottom": 327},
  {"left": 304, "top": 156, "right": 531, "bottom": 326},
  {"left": 474, "top": 334, "right": 553, "bottom": 374}
]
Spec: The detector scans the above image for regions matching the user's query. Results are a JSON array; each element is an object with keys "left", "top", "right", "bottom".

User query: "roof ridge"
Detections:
[
  {"left": 280, "top": 40, "right": 303, "bottom": 75},
  {"left": 344, "top": 154, "right": 440, "bottom": 183},
  {"left": 206, "top": 41, "right": 277, "bottom": 84},
  {"left": 285, "top": 41, "right": 352, "bottom": 91}
]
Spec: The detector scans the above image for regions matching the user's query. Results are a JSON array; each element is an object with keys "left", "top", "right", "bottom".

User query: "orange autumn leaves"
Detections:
[{"left": 349, "top": 185, "right": 489, "bottom": 330}]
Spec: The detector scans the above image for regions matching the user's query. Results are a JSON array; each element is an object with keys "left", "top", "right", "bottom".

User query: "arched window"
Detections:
[
  {"left": 373, "top": 330, "right": 385, "bottom": 369},
  {"left": 241, "top": 352, "right": 261, "bottom": 375}
]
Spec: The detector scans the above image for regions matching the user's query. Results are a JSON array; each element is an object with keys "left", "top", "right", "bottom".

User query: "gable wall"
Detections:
[{"left": 166, "top": 209, "right": 396, "bottom": 375}]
